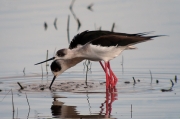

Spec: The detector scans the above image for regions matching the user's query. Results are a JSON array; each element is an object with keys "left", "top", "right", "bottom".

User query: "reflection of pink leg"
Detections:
[
  {"left": 105, "top": 89, "right": 109, "bottom": 117},
  {"left": 113, "top": 86, "right": 118, "bottom": 100},
  {"left": 109, "top": 88, "right": 115, "bottom": 114},
  {"left": 109, "top": 87, "right": 118, "bottom": 117},
  {"left": 103, "top": 87, "right": 118, "bottom": 117}
]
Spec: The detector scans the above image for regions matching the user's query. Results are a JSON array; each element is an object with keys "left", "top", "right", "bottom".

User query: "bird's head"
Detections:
[
  {"left": 35, "top": 59, "right": 69, "bottom": 89},
  {"left": 34, "top": 48, "right": 73, "bottom": 65},
  {"left": 49, "top": 60, "right": 69, "bottom": 89},
  {"left": 50, "top": 60, "right": 63, "bottom": 77},
  {"left": 34, "top": 49, "right": 83, "bottom": 89},
  {"left": 55, "top": 48, "right": 74, "bottom": 60}
]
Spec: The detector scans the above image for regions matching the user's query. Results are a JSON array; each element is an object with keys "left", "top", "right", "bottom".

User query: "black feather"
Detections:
[{"left": 69, "top": 30, "right": 163, "bottom": 49}]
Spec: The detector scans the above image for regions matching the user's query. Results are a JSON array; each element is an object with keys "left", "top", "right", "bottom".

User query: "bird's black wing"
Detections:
[
  {"left": 88, "top": 34, "right": 161, "bottom": 47},
  {"left": 69, "top": 30, "right": 151, "bottom": 49}
]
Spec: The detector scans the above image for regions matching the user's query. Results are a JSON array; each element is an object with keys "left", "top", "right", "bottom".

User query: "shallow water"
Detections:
[
  {"left": 0, "top": 0, "right": 180, "bottom": 119},
  {"left": 0, "top": 69, "right": 180, "bottom": 119}
]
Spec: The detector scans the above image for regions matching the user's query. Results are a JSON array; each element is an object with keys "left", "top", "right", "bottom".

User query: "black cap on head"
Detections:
[
  {"left": 56, "top": 49, "right": 67, "bottom": 57},
  {"left": 51, "top": 60, "right": 62, "bottom": 72}
]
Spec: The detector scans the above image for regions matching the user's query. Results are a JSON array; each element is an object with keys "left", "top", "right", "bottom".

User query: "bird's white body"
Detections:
[
  {"left": 64, "top": 44, "right": 135, "bottom": 62},
  {"left": 78, "top": 44, "right": 127, "bottom": 62}
]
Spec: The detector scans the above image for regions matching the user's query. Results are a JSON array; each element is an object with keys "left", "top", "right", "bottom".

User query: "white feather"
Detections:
[{"left": 77, "top": 44, "right": 127, "bottom": 62}]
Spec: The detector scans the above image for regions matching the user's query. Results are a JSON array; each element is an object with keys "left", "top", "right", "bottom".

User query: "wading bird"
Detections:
[{"left": 35, "top": 30, "right": 161, "bottom": 89}]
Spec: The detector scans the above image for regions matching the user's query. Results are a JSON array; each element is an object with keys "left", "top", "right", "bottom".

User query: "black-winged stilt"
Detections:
[{"left": 35, "top": 30, "right": 161, "bottom": 89}]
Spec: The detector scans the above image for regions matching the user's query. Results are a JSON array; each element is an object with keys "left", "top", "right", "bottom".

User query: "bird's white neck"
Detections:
[{"left": 69, "top": 46, "right": 85, "bottom": 59}]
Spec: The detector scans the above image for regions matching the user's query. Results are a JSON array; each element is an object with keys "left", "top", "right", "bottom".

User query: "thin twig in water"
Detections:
[
  {"left": 94, "top": 23, "right": 101, "bottom": 30},
  {"left": 11, "top": 89, "right": 15, "bottom": 112},
  {"left": 111, "top": 22, "right": 115, "bottom": 32},
  {"left": 83, "top": 62, "right": 85, "bottom": 71},
  {"left": 76, "top": 18, "right": 81, "bottom": 31},
  {"left": 25, "top": 92, "right": 30, "bottom": 109},
  {"left": 131, "top": 104, "right": 132, "bottom": 118},
  {"left": 174, "top": 75, "right": 177, "bottom": 83},
  {"left": 69, "top": 0, "right": 75, "bottom": 10},
  {"left": 53, "top": 47, "right": 57, "bottom": 56},
  {"left": 161, "top": 79, "right": 174, "bottom": 92},
  {"left": 69, "top": 0, "right": 81, "bottom": 31},
  {"left": 149, "top": 70, "right": 153, "bottom": 84},
  {"left": 86, "top": 93, "right": 92, "bottom": 114},
  {"left": 44, "top": 22, "right": 48, "bottom": 30},
  {"left": 170, "top": 79, "right": 174, "bottom": 87},
  {"left": 54, "top": 18, "right": 57, "bottom": 30},
  {"left": 17, "top": 82, "right": 24, "bottom": 90},
  {"left": 84, "top": 60, "right": 92, "bottom": 85},
  {"left": 132, "top": 77, "right": 136, "bottom": 84},
  {"left": 41, "top": 64, "right": 43, "bottom": 79},
  {"left": 87, "top": 3, "right": 93, "bottom": 11},
  {"left": 67, "top": 15, "right": 70, "bottom": 44},
  {"left": 25, "top": 92, "right": 30, "bottom": 119},
  {"left": 23, "top": 67, "right": 25, "bottom": 75},
  {"left": 16, "top": 108, "right": 18, "bottom": 119},
  {"left": 121, "top": 55, "right": 124, "bottom": 73},
  {"left": 0, "top": 89, "right": 11, "bottom": 102},
  {"left": 85, "top": 60, "right": 89, "bottom": 85},
  {"left": 46, "top": 50, "right": 49, "bottom": 74}
]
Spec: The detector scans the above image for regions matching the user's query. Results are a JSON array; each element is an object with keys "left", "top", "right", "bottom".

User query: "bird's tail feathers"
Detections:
[
  {"left": 125, "top": 45, "right": 137, "bottom": 50},
  {"left": 137, "top": 31, "right": 155, "bottom": 36},
  {"left": 147, "top": 35, "right": 168, "bottom": 39}
]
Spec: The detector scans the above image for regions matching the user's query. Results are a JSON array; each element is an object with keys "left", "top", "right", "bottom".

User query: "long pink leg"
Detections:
[
  {"left": 107, "top": 62, "right": 113, "bottom": 87},
  {"left": 99, "top": 61, "right": 114, "bottom": 81},
  {"left": 107, "top": 62, "right": 118, "bottom": 86},
  {"left": 99, "top": 61, "right": 118, "bottom": 86},
  {"left": 99, "top": 61, "right": 112, "bottom": 80},
  {"left": 111, "top": 70, "right": 118, "bottom": 86},
  {"left": 104, "top": 62, "right": 109, "bottom": 89}
]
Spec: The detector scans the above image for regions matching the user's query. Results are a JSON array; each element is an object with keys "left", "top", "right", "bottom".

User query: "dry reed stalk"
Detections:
[
  {"left": 11, "top": 89, "right": 15, "bottom": 112},
  {"left": 17, "top": 82, "right": 24, "bottom": 90},
  {"left": 67, "top": 15, "right": 70, "bottom": 44}
]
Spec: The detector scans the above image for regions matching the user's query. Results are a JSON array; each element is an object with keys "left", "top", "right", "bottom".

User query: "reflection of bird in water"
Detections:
[
  {"left": 51, "top": 87, "right": 117, "bottom": 118},
  {"left": 54, "top": 18, "right": 57, "bottom": 30},
  {"left": 51, "top": 97, "right": 107, "bottom": 118},
  {"left": 51, "top": 98, "right": 78, "bottom": 118},
  {"left": 44, "top": 22, "right": 48, "bottom": 30},
  {"left": 35, "top": 30, "right": 161, "bottom": 89},
  {"left": 51, "top": 98, "right": 63, "bottom": 116}
]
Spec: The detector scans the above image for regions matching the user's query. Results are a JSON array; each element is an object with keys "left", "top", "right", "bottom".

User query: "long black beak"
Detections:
[
  {"left": 49, "top": 76, "right": 56, "bottom": 89},
  {"left": 34, "top": 57, "right": 55, "bottom": 65}
]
